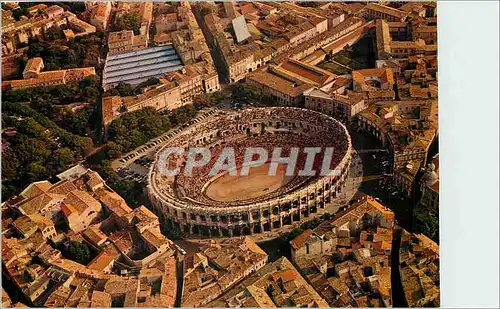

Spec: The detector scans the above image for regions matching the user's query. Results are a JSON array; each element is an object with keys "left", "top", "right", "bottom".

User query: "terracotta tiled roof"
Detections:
[
  {"left": 82, "top": 225, "right": 107, "bottom": 246},
  {"left": 290, "top": 229, "right": 313, "bottom": 250},
  {"left": 271, "top": 269, "right": 297, "bottom": 283},
  {"left": 47, "top": 180, "right": 77, "bottom": 196},
  {"left": 87, "top": 252, "right": 114, "bottom": 272},
  {"left": 20, "top": 181, "right": 53, "bottom": 199},
  {"left": 63, "top": 190, "right": 101, "bottom": 214},
  {"left": 23, "top": 57, "right": 44, "bottom": 76},
  {"left": 96, "top": 189, "right": 133, "bottom": 217},
  {"left": 60, "top": 202, "right": 77, "bottom": 217},
  {"left": 90, "top": 291, "right": 112, "bottom": 308},
  {"left": 18, "top": 193, "right": 65, "bottom": 215}
]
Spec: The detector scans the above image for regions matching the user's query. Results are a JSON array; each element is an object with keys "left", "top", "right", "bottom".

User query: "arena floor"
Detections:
[{"left": 204, "top": 163, "right": 294, "bottom": 202}]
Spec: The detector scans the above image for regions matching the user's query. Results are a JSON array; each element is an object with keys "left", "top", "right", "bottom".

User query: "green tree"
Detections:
[
  {"left": 67, "top": 241, "right": 92, "bottom": 264},
  {"left": 286, "top": 227, "right": 304, "bottom": 242},
  {"left": 105, "top": 141, "right": 123, "bottom": 159},
  {"left": 113, "top": 13, "right": 141, "bottom": 35},
  {"left": 16, "top": 138, "right": 50, "bottom": 164},
  {"left": 19, "top": 118, "right": 46, "bottom": 138},
  {"left": 27, "top": 41, "right": 47, "bottom": 58},
  {"left": 1, "top": 150, "right": 20, "bottom": 181},
  {"left": 44, "top": 25, "right": 64, "bottom": 41},
  {"left": 104, "top": 83, "right": 135, "bottom": 97},
  {"left": 54, "top": 147, "right": 75, "bottom": 171},
  {"left": 12, "top": 8, "right": 24, "bottom": 21},
  {"left": 26, "top": 162, "right": 50, "bottom": 183}
]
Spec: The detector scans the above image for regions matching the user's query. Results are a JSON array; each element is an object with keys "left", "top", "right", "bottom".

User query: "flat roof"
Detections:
[
  {"left": 106, "top": 49, "right": 178, "bottom": 66},
  {"left": 57, "top": 164, "right": 87, "bottom": 181},
  {"left": 103, "top": 45, "right": 184, "bottom": 88},
  {"left": 106, "top": 45, "right": 174, "bottom": 61},
  {"left": 232, "top": 16, "right": 251, "bottom": 44},
  {"left": 105, "top": 54, "right": 180, "bottom": 73}
]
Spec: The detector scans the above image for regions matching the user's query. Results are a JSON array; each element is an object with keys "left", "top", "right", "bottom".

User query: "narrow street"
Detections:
[
  {"left": 191, "top": 5, "right": 228, "bottom": 83},
  {"left": 174, "top": 251, "right": 185, "bottom": 308},
  {"left": 391, "top": 227, "right": 407, "bottom": 307}
]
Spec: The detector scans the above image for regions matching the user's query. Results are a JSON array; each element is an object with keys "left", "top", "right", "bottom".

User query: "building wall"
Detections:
[
  {"left": 203, "top": 74, "right": 220, "bottom": 93},
  {"left": 305, "top": 93, "right": 366, "bottom": 122},
  {"left": 127, "top": 87, "right": 183, "bottom": 113},
  {"left": 420, "top": 184, "right": 439, "bottom": 209},
  {"left": 227, "top": 55, "right": 254, "bottom": 83},
  {"left": 246, "top": 77, "right": 303, "bottom": 106}
]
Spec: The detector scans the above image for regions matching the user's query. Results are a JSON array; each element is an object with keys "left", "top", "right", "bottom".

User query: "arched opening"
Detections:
[
  {"left": 242, "top": 226, "right": 251, "bottom": 235},
  {"left": 233, "top": 227, "right": 242, "bottom": 237},
  {"left": 283, "top": 215, "right": 292, "bottom": 226},
  {"left": 263, "top": 222, "right": 270, "bottom": 232}
]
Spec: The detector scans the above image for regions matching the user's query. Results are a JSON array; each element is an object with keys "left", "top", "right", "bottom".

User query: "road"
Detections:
[
  {"left": 191, "top": 4, "right": 228, "bottom": 83},
  {"left": 391, "top": 226, "right": 408, "bottom": 307},
  {"left": 349, "top": 130, "right": 415, "bottom": 231}
]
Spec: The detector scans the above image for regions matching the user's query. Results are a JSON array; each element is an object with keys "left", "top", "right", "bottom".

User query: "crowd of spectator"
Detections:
[{"left": 152, "top": 108, "right": 351, "bottom": 208}]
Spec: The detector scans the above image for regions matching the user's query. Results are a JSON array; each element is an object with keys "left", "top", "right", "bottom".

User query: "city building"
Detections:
[
  {"left": 399, "top": 230, "right": 440, "bottom": 307},
  {"left": 419, "top": 153, "right": 439, "bottom": 210},
  {"left": 362, "top": 3, "right": 409, "bottom": 22},
  {"left": 102, "top": 64, "right": 216, "bottom": 126},
  {"left": 2, "top": 5, "right": 96, "bottom": 46},
  {"left": 102, "top": 45, "right": 183, "bottom": 89},
  {"left": 196, "top": 1, "right": 344, "bottom": 83},
  {"left": 290, "top": 195, "right": 395, "bottom": 307},
  {"left": 182, "top": 237, "right": 268, "bottom": 307},
  {"left": 1, "top": 166, "right": 178, "bottom": 307},
  {"left": 356, "top": 100, "right": 438, "bottom": 170},
  {"left": 290, "top": 195, "right": 395, "bottom": 262},
  {"left": 207, "top": 256, "right": 329, "bottom": 307},
  {"left": 107, "top": 30, "right": 149, "bottom": 55},
  {"left": 304, "top": 88, "right": 366, "bottom": 122},
  {"left": 88, "top": 1, "right": 112, "bottom": 31},
  {"left": 376, "top": 18, "right": 437, "bottom": 60},
  {"left": 2, "top": 58, "right": 96, "bottom": 91}
]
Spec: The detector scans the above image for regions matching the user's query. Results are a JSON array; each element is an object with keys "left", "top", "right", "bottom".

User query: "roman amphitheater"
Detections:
[{"left": 147, "top": 107, "right": 353, "bottom": 237}]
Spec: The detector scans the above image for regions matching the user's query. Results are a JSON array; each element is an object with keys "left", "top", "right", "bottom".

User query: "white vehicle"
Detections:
[{"left": 375, "top": 197, "right": 382, "bottom": 202}]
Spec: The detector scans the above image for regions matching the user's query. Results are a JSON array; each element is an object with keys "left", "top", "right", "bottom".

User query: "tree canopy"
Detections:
[
  {"left": 107, "top": 107, "right": 171, "bottom": 153},
  {"left": 67, "top": 241, "right": 92, "bottom": 265},
  {"left": 112, "top": 13, "right": 141, "bottom": 35},
  {"left": 2, "top": 102, "right": 94, "bottom": 199},
  {"left": 26, "top": 33, "right": 104, "bottom": 70}
]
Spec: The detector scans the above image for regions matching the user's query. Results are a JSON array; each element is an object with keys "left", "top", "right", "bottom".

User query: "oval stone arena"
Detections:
[{"left": 147, "top": 107, "right": 352, "bottom": 236}]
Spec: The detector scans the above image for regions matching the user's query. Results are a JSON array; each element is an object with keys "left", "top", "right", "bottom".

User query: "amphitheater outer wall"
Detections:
[{"left": 147, "top": 107, "right": 352, "bottom": 236}]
